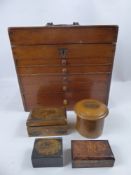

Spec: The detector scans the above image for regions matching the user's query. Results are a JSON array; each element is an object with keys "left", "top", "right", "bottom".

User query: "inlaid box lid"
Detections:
[
  {"left": 32, "top": 138, "right": 63, "bottom": 158},
  {"left": 26, "top": 106, "right": 67, "bottom": 127}
]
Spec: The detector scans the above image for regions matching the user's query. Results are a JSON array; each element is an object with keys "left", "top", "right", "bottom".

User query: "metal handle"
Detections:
[
  {"left": 73, "top": 22, "right": 79, "bottom": 25},
  {"left": 46, "top": 22, "right": 53, "bottom": 26},
  {"left": 46, "top": 22, "right": 79, "bottom": 26}
]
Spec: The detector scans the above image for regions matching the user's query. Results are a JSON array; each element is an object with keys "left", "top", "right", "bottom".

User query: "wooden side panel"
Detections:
[
  {"left": 72, "top": 159, "right": 115, "bottom": 168},
  {"left": 27, "top": 125, "right": 68, "bottom": 137},
  {"left": 8, "top": 26, "right": 118, "bottom": 45}
]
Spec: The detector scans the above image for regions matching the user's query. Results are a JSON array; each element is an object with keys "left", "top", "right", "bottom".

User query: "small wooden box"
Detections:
[
  {"left": 31, "top": 138, "right": 63, "bottom": 167},
  {"left": 71, "top": 140, "right": 115, "bottom": 168},
  {"left": 26, "top": 106, "right": 68, "bottom": 136}
]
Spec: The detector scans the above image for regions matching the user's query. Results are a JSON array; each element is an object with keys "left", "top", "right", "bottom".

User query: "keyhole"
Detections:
[{"left": 59, "top": 48, "right": 67, "bottom": 59}]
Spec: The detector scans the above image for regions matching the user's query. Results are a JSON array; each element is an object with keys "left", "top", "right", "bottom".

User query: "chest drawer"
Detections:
[
  {"left": 17, "top": 65, "right": 112, "bottom": 75},
  {"left": 20, "top": 74, "right": 110, "bottom": 93},
  {"left": 22, "top": 89, "right": 108, "bottom": 110},
  {"left": 13, "top": 44, "right": 115, "bottom": 66}
]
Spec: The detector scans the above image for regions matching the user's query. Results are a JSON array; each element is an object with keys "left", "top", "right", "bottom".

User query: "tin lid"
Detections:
[{"left": 74, "top": 99, "right": 109, "bottom": 120}]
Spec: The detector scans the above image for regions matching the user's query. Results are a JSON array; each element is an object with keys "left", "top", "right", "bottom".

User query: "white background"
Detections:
[
  {"left": 0, "top": 0, "right": 131, "bottom": 81},
  {"left": 0, "top": 0, "right": 131, "bottom": 175}
]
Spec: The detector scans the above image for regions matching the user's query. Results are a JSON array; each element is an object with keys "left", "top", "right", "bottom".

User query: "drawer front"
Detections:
[
  {"left": 13, "top": 44, "right": 115, "bottom": 66},
  {"left": 22, "top": 89, "right": 108, "bottom": 111},
  {"left": 17, "top": 65, "right": 112, "bottom": 75},
  {"left": 20, "top": 74, "right": 110, "bottom": 93},
  {"left": 9, "top": 26, "right": 118, "bottom": 45},
  {"left": 19, "top": 74, "right": 110, "bottom": 110}
]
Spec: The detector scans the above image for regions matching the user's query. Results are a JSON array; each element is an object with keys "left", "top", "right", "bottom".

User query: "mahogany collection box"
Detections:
[
  {"left": 8, "top": 24, "right": 118, "bottom": 111},
  {"left": 71, "top": 140, "right": 115, "bottom": 168},
  {"left": 26, "top": 106, "right": 68, "bottom": 136},
  {"left": 32, "top": 138, "right": 63, "bottom": 167}
]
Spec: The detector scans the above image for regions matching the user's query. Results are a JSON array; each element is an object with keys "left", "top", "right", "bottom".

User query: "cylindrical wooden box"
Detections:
[{"left": 74, "top": 99, "right": 109, "bottom": 138}]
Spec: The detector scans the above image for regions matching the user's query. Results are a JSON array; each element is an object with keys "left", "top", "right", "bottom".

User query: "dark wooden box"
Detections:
[
  {"left": 71, "top": 140, "right": 115, "bottom": 168},
  {"left": 26, "top": 106, "right": 68, "bottom": 136},
  {"left": 8, "top": 24, "right": 118, "bottom": 111},
  {"left": 32, "top": 138, "right": 63, "bottom": 167}
]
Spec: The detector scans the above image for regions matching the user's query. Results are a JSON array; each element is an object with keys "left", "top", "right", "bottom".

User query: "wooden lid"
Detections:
[
  {"left": 26, "top": 106, "right": 67, "bottom": 127},
  {"left": 34, "top": 138, "right": 62, "bottom": 157},
  {"left": 32, "top": 138, "right": 63, "bottom": 158},
  {"left": 71, "top": 140, "right": 115, "bottom": 161},
  {"left": 74, "top": 99, "right": 108, "bottom": 120}
]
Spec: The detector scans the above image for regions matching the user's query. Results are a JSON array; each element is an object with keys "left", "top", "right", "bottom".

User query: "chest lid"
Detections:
[
  {"left": 8, "top": 24, "right": 118, "bottom": 45},
  {"left": 26, "top": 106, "right": 67, "bottom": 127}
]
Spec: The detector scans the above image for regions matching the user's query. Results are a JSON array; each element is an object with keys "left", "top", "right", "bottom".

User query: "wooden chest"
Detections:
[
  {"left": 71, "top": 140, "right": 115, "bottom": 168},
  {"left": 8, "top": 24, "right": 118, "bottom": 111}
]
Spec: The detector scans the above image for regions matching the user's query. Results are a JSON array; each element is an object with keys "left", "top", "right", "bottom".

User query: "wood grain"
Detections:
[
  {"left": 9, "top": 25, "right": 118, "bottom": 45},
  {"left": 8, "top": 25, "right": 118, "bottom": 111},
  {"left": 17, "top": 64, "right": 112, "bottom": 75},
  {"left": 20, "top": 74, "right": 110, "bottom": 93},
  {"left": 71, "top": 140, "right": 115, "bottom": 168},
  {"left": 12, "top": 44, "right": 115, "bottom": 66},
  {"left": 27, "top": 125, "right": 68, "bottom": 137},
  {"left": 32, "top": 138, "right": 63, "bottom": 167}
]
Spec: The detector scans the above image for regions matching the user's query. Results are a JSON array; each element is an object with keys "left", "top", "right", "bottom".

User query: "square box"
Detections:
[
  {"left": 26, "top": 106, "right": 68, "bottom": 136},
  {"left": 31, "top": 137, "right": 63, "bottom": 167},
  {"left": 71, "top": 140, "right": 115, "bottom": 168}
]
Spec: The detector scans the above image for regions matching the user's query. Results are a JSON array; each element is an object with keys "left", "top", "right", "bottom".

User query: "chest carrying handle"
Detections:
[{"left": 46, "top": 22, "right": 79, "bottom": 26}]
